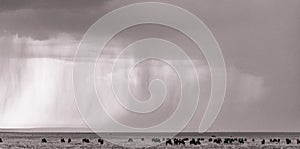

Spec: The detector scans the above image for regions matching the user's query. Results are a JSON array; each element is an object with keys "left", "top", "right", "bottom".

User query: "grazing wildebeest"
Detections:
[
  {"left": 98, "top": 138, "right": 104, "bottom": 144},
  {"left": 82, "top": 138, "right": 90, "bottom": 143},
  {"left": 173, "top": 138, "right": 188, "bottom": 146},
  {"left": 128, "top": 138, "right": 133, "bottom": 142},
  {"left": 261, "top": 139, "right": 265, "bottom": 145},
  {"left": 41, "top": 138, "right": 47, "bottom": 143},
  {"left": 61, "top": 138, "right": 65, "bottom": 143},
  {"left": 173, "top": 138, "right": 180, "bottom": 145},
  {"left": 152, "top": 138, "right": 161, "bottom": 143},
  {"left": 200, "top": 138, "right": 205, "bottom": 141},
  {"left": 182, "top": 138, "right": 189, "bottom": 145},
  {"left": 224, "top": 138, "right": 235, "bottom": 144},
  {"left": 286, "top": 138, "right": 291, "bottom": 144},
  {"left": 252, "top": 138, "right": 255, "bottom": 142},
  {"left": 166, "top": 138, "right": 173, "bottom": 146},
  {"left": 68, "top": 138, "right": 71, "bottom": 143},
  {"left": 208, "top": 138, "right": 213, "bottom": 142},
  {"left": 238, "top": 138, "right": 244, "bottom": 144},
  {"left": 297, "top": 139, "right": 300, "bottom": 144},
  {"left": 270, "top": 138, "right": 280, "bottom": 143},
  {"left": 224, "top": 138, "right": 230, "bottom": 144},
  {"left": 0, "top": 138, "right": 2, "bottom": 143},
  {"left": 213, "top": 138, "right": 222, "bottom": 144},
  {"left": 190, "top": 138, "right": 201, "bottom": 145}
]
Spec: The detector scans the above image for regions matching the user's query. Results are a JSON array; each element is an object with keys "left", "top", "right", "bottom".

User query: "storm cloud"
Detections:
[{"left": 0, "top": 0, "right": 300, "bottom": 132}]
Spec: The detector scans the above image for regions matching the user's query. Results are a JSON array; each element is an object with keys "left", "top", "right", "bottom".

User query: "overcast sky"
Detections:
[{"left": 0, "top": 0, "right": 300, "bottom": 132}]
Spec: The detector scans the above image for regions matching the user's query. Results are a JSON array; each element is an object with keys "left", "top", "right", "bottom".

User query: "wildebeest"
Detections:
[
  {"left": 98, "top": 138, "right": 104, "bottom": 144},
  {"left": 0, "top": 138, "right": 2, "bottom": 143},
  {"left": 61, "top": 138, "right": 65, "bottom": 143},
  {"left": 173, "top": 138, "right": 188, "bottom": 146},
  {"left": 41, "top": 138, "right": 47, "bottom": 143},
  {"left": 190, "top": 138, "right": 201, "bottom": 145},
  {"left": 182, "top": 138, "right": 189, "bottom": 145},
  {"left": 238, "top": 138, "right": 244, "bottom": 144},
  {"left": 213, "top": 138, "right": 222, "bottom": 144},
  {"left": 270, "top": 138, "right": 280, "bottom": 143},
  {"left": 152, "top": 138, "right": 161, "bottom": 143},
  {"left": 82, "top": 138, "right": 90, "bottom": 143},
  {"left": 128, "top": 138, "right": 133, "bottom": 142},
  {"left": 68, "top": 138, "right": 71, "bottom": 143},
  {"left": 252, "top": 138, "right": 255, "bottom": 142},
  {"left": 261, "top": 139, "right": 265, "bottom": 145},
  {"left": 141, "top": 138, "right": 144, "bottom": 141},
  {"left": 208, "top": 138, "right": 213, "bottom": 142},
  {"left": 286, "top": 138, "right": 291, "bottom": 144},
  {"left": 224, "top": 138, "right": 231, "bottom": 144},
  {"left": 166, "top": 138, "right": 173, "bottom": 146},
  {"left": 297, "top": 139, "right": 300, "bottom": 144}
]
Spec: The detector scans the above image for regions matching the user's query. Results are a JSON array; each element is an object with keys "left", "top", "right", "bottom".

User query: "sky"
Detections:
[{"left": 0, "top": 0, "right": 300, "bottom": 132}]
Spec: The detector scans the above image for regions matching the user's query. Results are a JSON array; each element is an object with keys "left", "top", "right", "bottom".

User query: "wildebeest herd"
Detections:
[
  {"left": 161, "top": 137, "right": 300, "bottom": 146},
  {"left": 163, "top": 137, "right": 300, "bottom": 146},
  {"left": 39, "top": 137, "right": 104, "bottom": 144},
  {"left": 1, "top": 135, "right": 300, "bottom": 147}
]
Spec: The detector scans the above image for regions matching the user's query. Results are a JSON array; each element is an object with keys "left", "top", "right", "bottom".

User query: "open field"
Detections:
[{"left": 0, "top": 132, "right": 300, "bottom": 148}]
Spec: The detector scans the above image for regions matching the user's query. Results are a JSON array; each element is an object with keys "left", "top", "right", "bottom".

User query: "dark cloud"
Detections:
[
  {"left": 0, "top": 0, "right": 107, "bottom": 12},
  {"left": 0, "top": 0, "right": 114, "bottom": 40},
  {"left": 0, "top": 9, "right": 92, "bottom": 39}
]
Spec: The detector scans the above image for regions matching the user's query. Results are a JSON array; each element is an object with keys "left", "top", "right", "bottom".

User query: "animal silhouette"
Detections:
[
  {"left": 82, "top": 138, "right": 90, "bottom": 143},
  {"left": 98, "top": 138, "right": 104, "bottom": 144},
  {"left": 41, "top": 138, "right": 47, "bottom": 143},
  {"left": 173, "top": 138, "right": 188, "bottom": 145},
  {"left": 128, "top": 138, "right": 133, "bottom": 142},
  {"left": 166, "top": 138, "right": 173, "bottom": 146},
  {"left": 190, "top": 138, "right": 201, "bottom": 145},
  {"left": 238, "top": 138, "right": 244, "bottom": 144},
  {"left": 214, "top": 138, "right": 222, "bottom": 144},
  {"left": 60, "top": 138, "right": 65, "bottom": 143}
]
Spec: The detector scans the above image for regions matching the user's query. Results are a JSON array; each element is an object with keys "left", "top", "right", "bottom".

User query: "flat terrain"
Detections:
[{"left": 0, "top": 132, "right": 300, "bottom": 148}]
